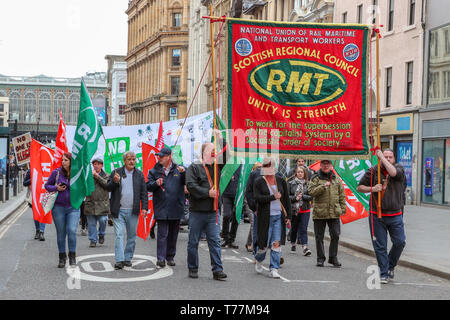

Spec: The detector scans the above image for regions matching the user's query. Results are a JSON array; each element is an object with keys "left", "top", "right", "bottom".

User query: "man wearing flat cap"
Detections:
[
  {"left": 308, "top": 160, "right": 346, "bottom": 268},
  {"left": 147, "top": 147, "right": 186, "bottom": 268},
  {"left": 84, "top": 158, "right": 110, "bottom": 248}
]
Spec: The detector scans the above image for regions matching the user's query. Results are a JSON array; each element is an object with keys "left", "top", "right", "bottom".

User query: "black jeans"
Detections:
[
  {"left": 313, "top": 218, "right": 340, "bottom": 263},
  {"left": 221, "top": 196, "right": 238, "bottom": 244},
  {"left": 156, "top": 220, "right": 180, "bottom": 262}
]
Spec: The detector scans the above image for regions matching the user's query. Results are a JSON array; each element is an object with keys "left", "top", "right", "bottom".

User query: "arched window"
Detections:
[
  {"left": 39, "top": 92, "right": 51, "bottom": 124},
  {"left": 68, "top": 93, "right": 80, "bottom": 125},
  {"left": 54, "top": 92, "right": 66, "bottom": 123},
  {"left": 9, "top": 92, "right": 21, "bottom": 121},
  {"left": 24, "top": 92, "right": 36, "bottom": 123}
]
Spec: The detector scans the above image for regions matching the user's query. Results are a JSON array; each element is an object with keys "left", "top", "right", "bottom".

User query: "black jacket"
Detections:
[
  {"left": 222, "top": 164, "right": 241, "bottom": 198},
  {"left": 253, "top": 175, "right": 292, "bottom": 249},
  {"left": 147, "top": 162, "right": 186, "bottom": 220},
  {"left": 245, "top": 167, "right": 261, "bottom": 212},
  {"left": 288, "top": 179, "right": 312, "bottom": 214},
  {"left": 23, "top": 169, "right": 31, "bottom": 187},
  {"left": 358, "top": 164, "right": 406, "bottom": 215},
  {"left": 106, "top": 166, "right": 148, "bottom": 219}
]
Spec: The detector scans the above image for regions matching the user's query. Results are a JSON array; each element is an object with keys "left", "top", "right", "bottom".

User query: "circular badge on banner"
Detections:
[
  {"left": 235, "top": 38, "right": 253, "bottom": 57},
  {"left": 343, "top": 43, "right": 360, "bottom": 62}
]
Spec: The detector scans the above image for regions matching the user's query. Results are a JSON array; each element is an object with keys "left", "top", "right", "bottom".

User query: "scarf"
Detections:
[{"left": 293, "top": 178, "right": 306, "bottom": 213}]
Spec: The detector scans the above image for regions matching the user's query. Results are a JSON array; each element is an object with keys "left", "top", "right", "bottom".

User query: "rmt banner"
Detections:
[{"left": 227, "top": 19, "right": 371, "bottom": 158}]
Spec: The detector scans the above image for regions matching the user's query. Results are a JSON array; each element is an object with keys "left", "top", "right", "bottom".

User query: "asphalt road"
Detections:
[{"left": 1, "top": 207, "right": 449, "bottom": 300}]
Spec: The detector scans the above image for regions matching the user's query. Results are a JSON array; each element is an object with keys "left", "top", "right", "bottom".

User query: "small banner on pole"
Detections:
[{"left": 227, "top": 19, "right": 371, "bottom": 158}]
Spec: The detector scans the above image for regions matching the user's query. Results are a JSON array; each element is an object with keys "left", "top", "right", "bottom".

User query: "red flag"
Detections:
[
  {"left": 30, "top": 139, "right": 55, "bottom": 224},
  {"left": 155, "top": 120, "right": 164, "bottom": 151},
  {"left": 52, "top": 110, "right": 68, "bottom": 170},
  {"left": 309, "top": 161, "right": 369, "bottom": 224},
  {"left": 137, "top": 142, "right": 159, "bottom": 241}
]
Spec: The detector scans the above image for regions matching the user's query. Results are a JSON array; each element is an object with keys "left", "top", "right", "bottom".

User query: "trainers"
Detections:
[
  {"left": 188, "top": 269, "right": 198, "bottom": 279},
  {"left": 255, "top": 261, "right": 263, "bottom": 273},
  {"left": 81, "top": 229, "right": 87, "bottom": 236},
  {"left": 167, "top": 260, "right": 176, "bottom": 267},
  {"left": 114, "top": 262, "right": 124, "bottom": 270},
  {"left": 270, "top": 269, "right": 281, "bottom": 279},
  {"left": 98, "top": 235, "right": 105, "bottom": 244},
  {"left": 380, "top": 277, "right": 389, "bottom": 284},
  {"left": 213, "top": 271, "right": 227, "bottom": 281},
  {"left": 156, "top": 260, "right": 166, "bottom": 268},
  {"left": 34, "top": 230, "right": 40, "bottom": 240},
  {"left": 303, "top": 247, "right": 312, "bottom": 256},
  {"left": 316, "top": 261, "right": 324, "bottom": 267},
  {"left": 388, "top": 269, "right": 395, "bottom": 280},
  {"left": 227, "top": 242, "right": 239, "bottom": 249},
  {"left": 89, "top": 241, "right": 96, "bottom": 248},
  {"left": 290, "top": 245, "right": 296, "bottom": 254},
  {"left": 38, "top": 232, "right": 45, "bottom": 241},
  {"left": 221, "top": 241, "right": 228, "bottom": 248},
  {"left": 123, "top": 261, "right": 132, "bottom": 267},
  {"left": 328, "top": 259, "right": 342, "bottom": 268}
]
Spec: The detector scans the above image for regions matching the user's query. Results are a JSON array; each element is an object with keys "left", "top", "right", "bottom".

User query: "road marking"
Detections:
[
  {"left": 232, "top": 250, "right": 239, "bottom": 254},
  {"left": 0, "top": 205, "right": 28, "bottom": 240},
  {"left": 390, "top": 282, "right": 442, "bottom": 287}
]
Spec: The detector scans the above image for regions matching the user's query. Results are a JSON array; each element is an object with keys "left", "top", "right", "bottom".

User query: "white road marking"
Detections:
[
  {"left": 232, "top": 250, "right": 239, "bottom": 254},
  {"left": 0, "top": 205, "right": 28, "bottom": 240},
  {"left": 390, "top": 282, "right": 442, "bottom": 287}
]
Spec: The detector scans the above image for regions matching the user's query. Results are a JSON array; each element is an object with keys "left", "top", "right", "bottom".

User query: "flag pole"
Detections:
[
  {"left": 376, "top": 20, "right": 382, "bottom": 219},
  {"left": 99, "top": 120, "right": 116, "bottom": 171},
  {"left": 210, "top": 3, "right": 219, "bottom": 214}
]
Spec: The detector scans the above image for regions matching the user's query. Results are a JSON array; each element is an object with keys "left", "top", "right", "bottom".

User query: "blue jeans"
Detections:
[
  {"left": 369, "top": 214, "right": 406, "bottom": 278},
  {"left": 255, "top": 214, "right": 282, "bottom": 270},
  {"left": 34, "top": 220, "right": 46, "bottom": 232},
  {"left": 157, "top": 220, "right": 180, "bottom": 262},
  {"left": 52, "top": 206, "right": 80, "bottom": 253},
  {"left": 187, "top": 211, "right": 223, "bottom": 273},
  {"left": 86, "top": 215, "right": 107, "bottom": 243},
  {"left": 291, "top": 211, "right": 310, "bottom": 245},
  {"left": 113, "top": 209, "right": 139, "bottom": 263}
]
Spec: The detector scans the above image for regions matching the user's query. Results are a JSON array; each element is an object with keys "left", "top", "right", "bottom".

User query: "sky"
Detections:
[{"left": 0, "top": 0, "right": 129, "bottom": 78}]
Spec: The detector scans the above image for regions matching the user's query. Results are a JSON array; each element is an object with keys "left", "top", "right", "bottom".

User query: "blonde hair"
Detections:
[{"left": 296, "top": 166, "right": 309, "bottom": 182}]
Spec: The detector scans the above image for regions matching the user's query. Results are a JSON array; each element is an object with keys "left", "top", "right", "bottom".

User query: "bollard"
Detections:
[
  {"left": 13, "top": 178, "right": 18, "bottom": 197},
  {"left": 1, "top": 175, "right": 5, "bottom": 203}
]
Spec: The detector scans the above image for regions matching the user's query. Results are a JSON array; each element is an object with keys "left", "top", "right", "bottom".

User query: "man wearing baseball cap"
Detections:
[{"left": 84, "top": 158, "right": 110, "bottom": 248}]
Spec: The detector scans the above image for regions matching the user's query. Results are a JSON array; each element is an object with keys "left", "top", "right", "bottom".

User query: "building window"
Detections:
[
  {"left": 372, "top": 0, "right": 378, "bottom": 24},
  {"left": 430, "top": 31, "right": 438, "bottom": 58},
  {"left": 409, "top": 0, "right": 415, "bottom": 25},
  {"left": 54, "top": 93, "right": 66, "bottom": 123},
  {"left": 0, "top": 104, "right": 3, "bottom": 112},
  {"left": 68, "top": 93, "right": 80, "bottom": 125},
  {"left": 342, "top": 12, "right": 347, "bottom": 23},
  {"left": 39, "top": 93, "right": 51, "bottom": 124},
  {"left": 172, "top": 49, "right": 181, "bottom": 67},
  {"left": 386, "top": 67, "right": 392, "bottom": 108},
  {"left": 444, "top": 71, "right": 450, "bottom": 98},
  {"left": 357, "top": 4, "right": 363, "bottom": 24},
  {"left": 24, "top": 93, "right": 36, "bottom": 123},
  {"left": 429, "top": 25, "right": 450, "bottom": 105},
  {"left": 119, "top": 104, "right": 126, "bottom": 115},
  {"left": 119, "top": 82, "right": 127, "bottom": 92},
  {"left": 171, "top": 76, "right": 180, "bottom": 96},
  {"left": 446, "top": 29, "right": 450, "bottom": 55},
  {"left": 406, "top": 62, "right": 413, "bottom": 105},
  {"left": 388, "top": 0, "right": 394, "bottom": 31},
  {"left": 173, "top": 13, "right": 182, "bottom": 27},
  {"left": 429, "top": 72, "right": 440, "bottom": 102}
]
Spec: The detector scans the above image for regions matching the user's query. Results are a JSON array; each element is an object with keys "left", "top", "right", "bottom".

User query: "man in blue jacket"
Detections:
[{"left": 147, "top": 147, "right": 186, "bottom": 268}]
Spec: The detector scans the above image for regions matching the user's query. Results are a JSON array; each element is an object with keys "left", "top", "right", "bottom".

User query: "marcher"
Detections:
[
  {"left": 107, "top": 151, "right": 148, "bottom": 270},
  {"left": 308, "top": 159, "right": 346, "bottom": 268},
  {"left": 288, "top": 158, "right": 314, "bottom": 181},
  {"left": 356, "top": 148, "right": 406, "bottom": 284},
  {"left": 221, "top": 165, "right": 241, "bottom": 249},
  {"left": 23, "top": 168, "right": 46, "bottom": 241},
  {"left": 44, "top": 152, "right": 80, "bottom": 268},
  {"left": 147, "top": 147, "right": 186, "bottom": 268},
  {"left": 244, "top": 162, "right": 262, "bottom": 252},
  {"left": 186, "top": 140, "right": 227, "bottom": 281},
  {"left": 79, "top": 203, "right": 88, "bottom": 236},
  {"left": 253, "top": 158, "right": 292, "bottom": 279},
  {"left": 84, "top": 158, "right": 110, "bottom": 248},
  {"left": 288, "top": 166, "right": 312, "bottom": 256}
]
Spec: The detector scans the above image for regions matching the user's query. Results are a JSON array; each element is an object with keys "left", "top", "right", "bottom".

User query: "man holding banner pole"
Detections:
[{"left": 357, "top": 148, "right": 406, "bottom": 284}]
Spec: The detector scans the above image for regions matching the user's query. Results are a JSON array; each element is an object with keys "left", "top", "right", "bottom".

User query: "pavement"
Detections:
[
  {"left": 0, "top": 189, "right": 27, "bottom": 224},
  {"left": 308, "top": 205, "right": 450, "bottom": 280}
]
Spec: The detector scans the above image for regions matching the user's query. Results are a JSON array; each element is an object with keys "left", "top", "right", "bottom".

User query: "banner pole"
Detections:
[
  {"left": 209, "top": 4, "right": 219, "bottom": 214},
  {"left": 376, "top": 26, "right": 382, "bottom": 219}
]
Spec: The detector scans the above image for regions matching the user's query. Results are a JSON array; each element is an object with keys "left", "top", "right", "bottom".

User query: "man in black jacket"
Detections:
[
  {"left": 147, "top": 147, "right": 186, "bottom": 268},
  {"left": 357, "top": 148, "right": 406, "bottom": 284},
  {"left": 186, "top": 141, "right": 227, "bottom": 281},
  {"left": 107, "top": 151, "right": 148, "bottom": 270}
]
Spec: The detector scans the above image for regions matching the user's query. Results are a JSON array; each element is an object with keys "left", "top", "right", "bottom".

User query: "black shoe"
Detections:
[
  {"left": 38, "top": 232, "right": 45, "bottom": 241},
  {"left": 68, "top": 252, "right": 76, "bottom": 266},
  {"left": 114, "top": 262, "right": 124, "bottom": 270},
  {"left": 328, "top": 259, "right": 341, "bottom": 268},
  {"left": 89, "top": 241, "right": 96, "bottom": 248},
  {"left": 58, "top": 253, "right": 67, "bottom": 268},
  {"left": 221, "top": 241, "right": 228, "bottom": 248},
  {"left": 167, "top": 260, "right": 176, "bottom": 267},
  {"left": 156, "top": 260, "right": 166, "bottom": 268},
  {"left": 98, "top": 235, "right": 104, "bottom": 244},
  {"left": 290, "top": 245, "right": 296, "bottom": 253},
  {"left": 245, "top": 244, "right": 253, "bottom": 252},
  {"left": 108, "top": 219, "right": 114, "bottom": 226},
  {"left": 280, "top": 257, "right": 284, "bottom": 265},
  {"left": 150, "top": 229, "right": 155, "bottom": 239},
  {"left": 189, "top": 269, "right": 198, "bottom": 279},
  {"left": 227, "top": 242, "right": 239, "bottom": 249},
  {"left": 123, "top": 261, "right": 132, "bottom": 267},
  {"left": 316, "top": 261, "right": 324, "bottom": 267},
  {"left": 213, "top": 271, "right": 227, "bottom": 281},
  {"left": 34, "top": 230, "right": 40, "bottom": 240}
]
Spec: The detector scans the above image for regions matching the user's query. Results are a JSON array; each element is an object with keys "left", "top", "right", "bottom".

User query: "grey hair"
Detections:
[{"left": 122, "top": 151, "right": 136, "bottom": 161}]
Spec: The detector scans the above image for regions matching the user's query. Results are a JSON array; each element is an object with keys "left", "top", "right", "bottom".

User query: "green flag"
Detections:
[
  {"left": 234, "top": 158, "right": 256, "bottom": 224},
  {"left": 70, "top": 81, "right": 103, "bottom": 209}
]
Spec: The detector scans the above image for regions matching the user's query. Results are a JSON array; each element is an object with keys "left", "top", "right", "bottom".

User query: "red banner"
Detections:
[
  {"left": 228, "top": 20, "right": 370, "bottom": 157},
  {"left": 52, "top": 110, "right": 68, "bottom": 170},
  {"left": 137, "top": 143, "right": 159, "bottom": 240},
  {"left": 30, "top": 139, "right": 55, "bottom": 224}
]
